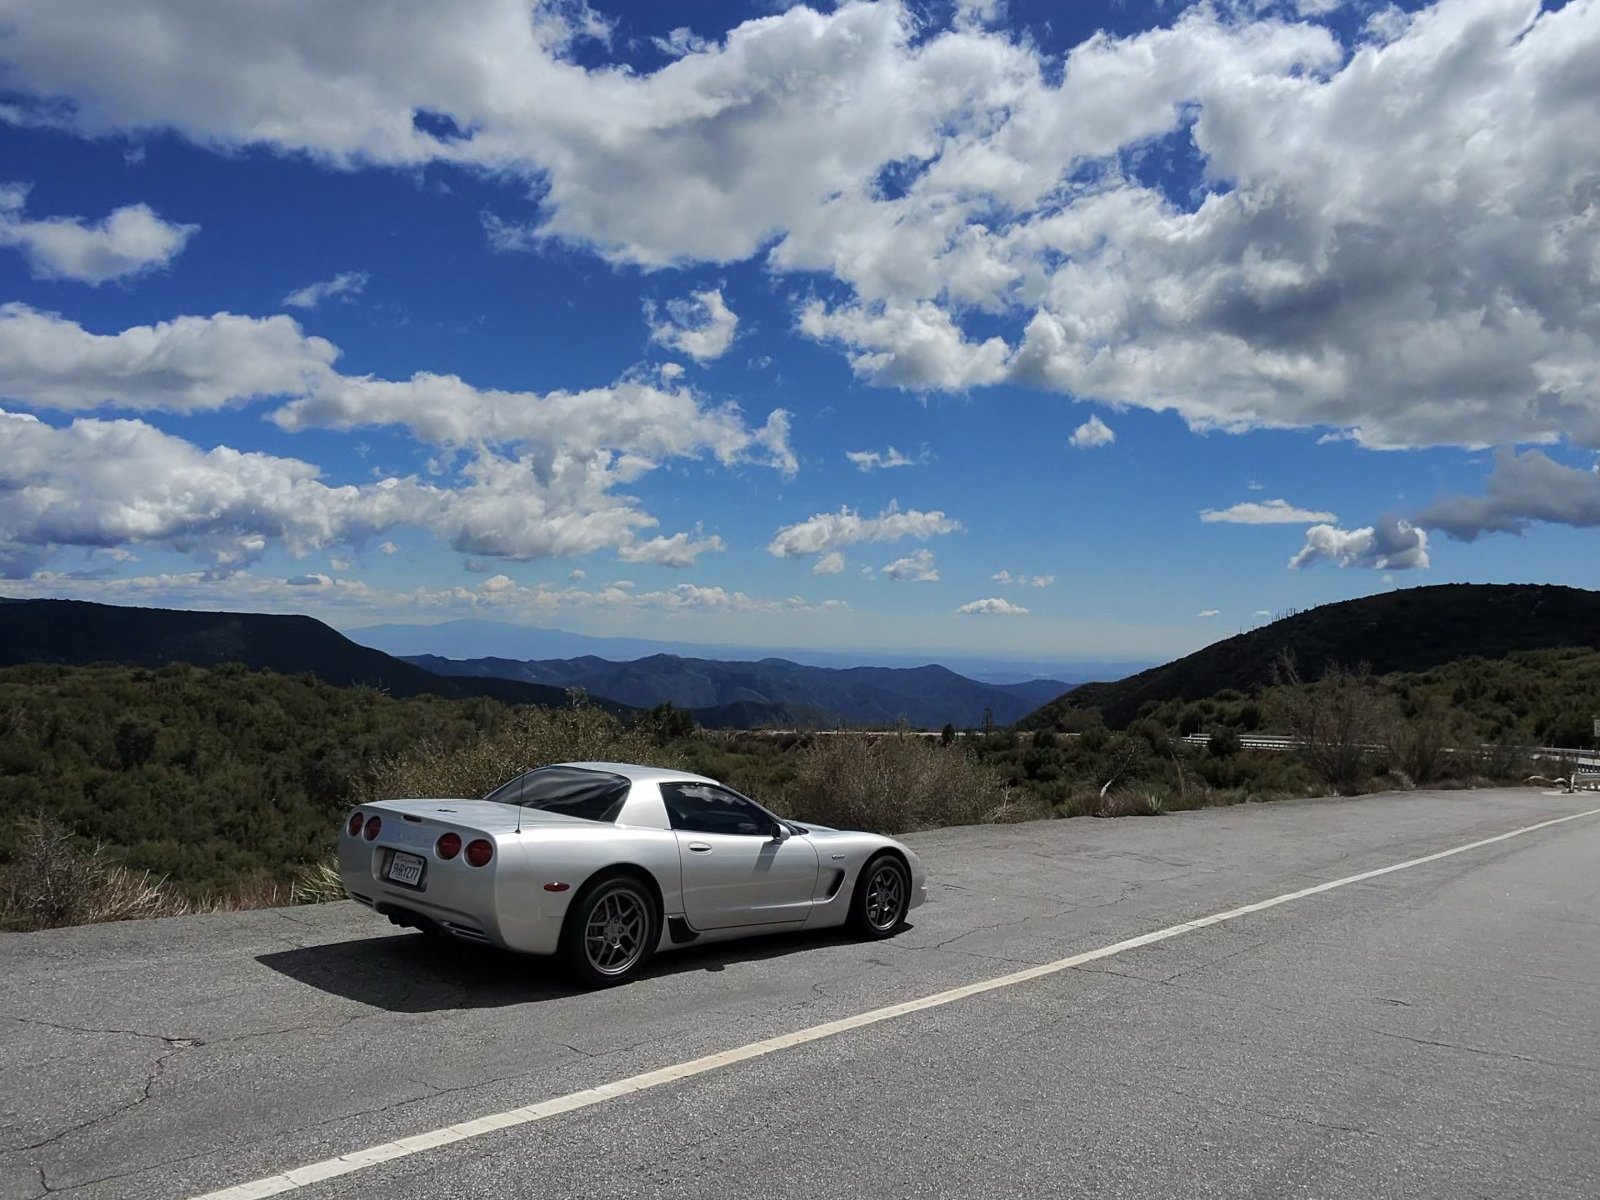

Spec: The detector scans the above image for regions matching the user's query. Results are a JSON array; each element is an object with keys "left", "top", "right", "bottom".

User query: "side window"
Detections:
[{"left": 661, "top": 784, "right": 776, "bottom": 837}]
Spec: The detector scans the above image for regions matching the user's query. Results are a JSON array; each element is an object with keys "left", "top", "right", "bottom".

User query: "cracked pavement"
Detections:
[{"left": 2, "top": 787, "right": 1598, "bottom": 1200}]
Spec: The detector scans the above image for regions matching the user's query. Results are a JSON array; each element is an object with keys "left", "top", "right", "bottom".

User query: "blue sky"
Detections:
[{"left": 0, "top": 0, "right": 1597, "bottom": 662}]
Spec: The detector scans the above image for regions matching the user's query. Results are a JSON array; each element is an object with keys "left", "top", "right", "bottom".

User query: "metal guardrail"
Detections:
[
  {"left": 1179, "top": 732, "right": 1600, "bottom": 768},
  {"left": 749, "top": 728, "right": 1600, "bottom": 765}
]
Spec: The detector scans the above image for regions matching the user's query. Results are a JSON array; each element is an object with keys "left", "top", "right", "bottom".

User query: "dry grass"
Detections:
[
  {"left": 0, "top": 819, "right": 194, "bottom": 930},
  {"left": 1055, "top": 787, "right": 1166, "bottom": 818},
  {"left": 289, "top": 859, "right": 346, "bottom": 906},
  {"left": 0, "top": 819, "right": 346, "bottom": 932}
]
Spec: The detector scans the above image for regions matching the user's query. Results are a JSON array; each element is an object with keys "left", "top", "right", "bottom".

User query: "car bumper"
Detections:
[{"left": 338, "top": 835, "right": 566, "bottom": 955}]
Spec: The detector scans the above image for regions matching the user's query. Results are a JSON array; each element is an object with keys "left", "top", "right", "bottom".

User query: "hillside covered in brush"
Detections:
[
  {"left": 1023, "top": 584, "right": 1600, "bottom": 729},
  {"left": 0, "top": 599, "right": 615, "bottom": 711}
]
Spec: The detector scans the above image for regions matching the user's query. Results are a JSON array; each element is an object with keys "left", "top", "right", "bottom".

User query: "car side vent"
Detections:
[{"left": 823, "top": 869, "right": 847, "bottom": 900}]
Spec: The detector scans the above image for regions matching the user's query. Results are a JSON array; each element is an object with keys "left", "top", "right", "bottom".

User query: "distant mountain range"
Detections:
[
  {"left": 407, "top": 652, "right": 1068, "bottom": 729},
  {"left": 0, "top": 599, "right": 612, "bottom": 711},
  {"left": 1022, "top": 583, "right": 1600, "bottom": 729},
  {"left": 348, "top": 617, "right": 1148, "bottom": 686},
  {"left": 0, "top": 599, "right": 1073, "bottom": 729}
]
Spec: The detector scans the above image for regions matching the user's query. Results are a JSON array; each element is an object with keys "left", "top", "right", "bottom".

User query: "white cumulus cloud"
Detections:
[
  {"left": 880, "top": 548, "right": 939, "bottom": 582},
  {"left": 616, "top": 531, "right": 726, "bottom": 567},
  {"left": 0, "top": 307, "right": 800, "bottom": 575},
  {"left": 845, "top": 446, "right": 918, "bottom": 472},
  {"left": 956, "top": 597, "right": 1029, "bottom": 615},
  {"left": 768, "top": 501, "right": 961, "bottom": 558},
  {"left": 0, "top": 184, "right": 196, "bottom": 284},
  {"left": 1289, "top": 517, "right": 1430, "bottom": 571},
  {"left": 644, "top": 289, "right": 738, "bottom": 362},
  {"left": 1201, "top": 499, "right": 1338, "bottom": 524},
  {"left": 991, "top": 569, "right": 1053, "bottom": 587},
  {"left": 282, "top": 270, "right": 369, "bottom": 309},
  {"left": 0, "top": 304, "right": 337, "bottom": 413},
  {"left": 0, "top": 408, "right": 417, "bottom": 577},
  {"left": 3, "top": 1, "right": 1599, "bottom": 455},
  {"left": 0, "top": 304, "right": 797, "bottom": 570},
  {"left": 1069, "top": 416, "right": 1115, "bottom": 449},
  {"left": 812, "top": 551, "right": 845, "bottom": 576}
]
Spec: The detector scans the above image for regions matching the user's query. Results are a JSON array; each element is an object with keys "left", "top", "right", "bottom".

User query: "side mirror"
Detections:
[{"left": 769, "top": 821, "right": 790, "bottom": 842}]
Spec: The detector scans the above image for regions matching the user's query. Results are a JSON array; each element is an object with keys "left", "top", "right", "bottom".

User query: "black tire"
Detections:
[
  {"left": 558, "top": 872, "right": 660, "bottom": 987},
  {"left": 848, "top": 854, "right": 910, "bottom": 939}
]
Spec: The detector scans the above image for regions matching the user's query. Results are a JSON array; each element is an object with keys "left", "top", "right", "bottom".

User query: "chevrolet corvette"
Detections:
[{"left": 339, "top": 761, "right": 927, "bottom": 985}]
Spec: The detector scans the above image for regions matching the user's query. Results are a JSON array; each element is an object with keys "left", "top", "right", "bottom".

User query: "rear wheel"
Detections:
[
  {"left": 558, "top": 873, "right": 659, "bottom": 987},
  {"left": 848, "top": 854, "right": 910, "bottom": 939}
]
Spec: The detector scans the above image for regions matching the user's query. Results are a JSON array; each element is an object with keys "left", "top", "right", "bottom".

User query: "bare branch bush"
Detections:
[
  {"left": 1270, "top": 654, "right": 1397, "bottom": 794},
  {"left": 1389, "top": 691, "right": 1467, "bottom": 784},
  {"left": 0, "top": 818, "right": 193, "bottom": 931}
]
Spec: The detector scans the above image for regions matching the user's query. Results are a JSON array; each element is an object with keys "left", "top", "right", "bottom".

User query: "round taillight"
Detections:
[
  {"left": 347, "top": 812, "right": 364, "bottom": 837},
  {"left": 464, "top": 838, "right": 494, "bottom": 868},
  {"left": 435, "top": 832, "right": 461, "bottom": 860},
  {"left": 363, "top": 814, "right": 382, "bottom": 841}
]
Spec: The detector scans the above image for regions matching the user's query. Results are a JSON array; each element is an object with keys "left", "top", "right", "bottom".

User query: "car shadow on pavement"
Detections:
[{"left": 256, "top": 923, "right": 912, "bottom": 1013}]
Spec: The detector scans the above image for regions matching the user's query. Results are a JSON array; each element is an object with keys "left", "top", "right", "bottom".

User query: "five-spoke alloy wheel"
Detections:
[
  {"left": 849, "top": 854, "right": 910, "bottom": 939},
  {"left": 561, "top": 874, "right": 659, "bottom": 987}
]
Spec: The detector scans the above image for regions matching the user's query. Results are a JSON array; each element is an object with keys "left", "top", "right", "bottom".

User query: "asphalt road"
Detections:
[{"left": 3, "top": 787, "right": 1598, "bottom": 1200}]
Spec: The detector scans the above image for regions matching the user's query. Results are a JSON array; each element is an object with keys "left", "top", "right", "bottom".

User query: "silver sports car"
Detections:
[{"left": 339, "top": 761, "right": 928, "bottom": 985}]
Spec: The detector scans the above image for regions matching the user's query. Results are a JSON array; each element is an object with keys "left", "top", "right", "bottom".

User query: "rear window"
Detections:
[{"left": 483, "top": 766, "right": 631, "bottom": 823}]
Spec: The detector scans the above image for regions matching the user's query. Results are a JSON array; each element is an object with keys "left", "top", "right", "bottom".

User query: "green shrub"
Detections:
[
  {"left": 780, "top": 734, "right": 1021, "bottom": 833},
  {"left": 358, "top": 695, "right": 681, "bottom": 804},
  {"left": 1077, "top": 724, "right": 1109, "bottom": 752},
  {"left": 1269, "top": 659, "right": 1396, "bottom": 794},
  {"left": 1208, "top": 728, "right": 1242, "bottom": 758},
  {"left": 1128, "top": 718, "right": 1171, "bottom": 756}
]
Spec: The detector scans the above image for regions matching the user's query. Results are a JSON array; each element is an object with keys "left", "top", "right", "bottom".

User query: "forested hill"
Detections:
[
  {"left": 0, "top": 599, "right": 604, "bottom": 710},
  {"left": 1023, "top": 583, "right": 1600, "bottom": 729}
]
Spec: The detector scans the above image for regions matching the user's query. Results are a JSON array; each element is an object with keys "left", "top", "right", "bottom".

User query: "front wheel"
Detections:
[
  {"left": 848, "top": 855, "right": 910, "bottom": 939},
  {"left": 558, "top": 874, "right": 660, "bottom": 987}
]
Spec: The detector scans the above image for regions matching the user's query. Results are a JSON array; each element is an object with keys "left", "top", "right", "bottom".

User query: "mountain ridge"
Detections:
[
  {"left": 348, "top": 617, "right": 1147, "bottom": 685},
  {"left": 1022, "top": 583, "right": 1600, "bottom": 729},
  {"left": 405, "top": 651, "right": 1068, "bottom": 729},
  {"left": 0, "top": 599, "right": 620, "bottom": 712}
]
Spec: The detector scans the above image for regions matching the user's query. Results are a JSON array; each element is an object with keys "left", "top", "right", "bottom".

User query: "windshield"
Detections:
[{"left": 483, "top": 766, "right": 631, "bottom": 823}]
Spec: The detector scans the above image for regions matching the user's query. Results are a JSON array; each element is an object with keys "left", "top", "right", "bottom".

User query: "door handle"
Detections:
[{"left": 687, "top": 842, "right": 712, "bottom": 853}]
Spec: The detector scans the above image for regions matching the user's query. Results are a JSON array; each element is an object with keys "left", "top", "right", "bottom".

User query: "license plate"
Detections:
[{"left": 386, "top": 851, "right": 426, "bottom": 887}]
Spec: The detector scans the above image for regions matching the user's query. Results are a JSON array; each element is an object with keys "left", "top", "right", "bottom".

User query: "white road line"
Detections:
[{"left": 190, "top": 804, "right": 1600, "bottom": 1200}]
